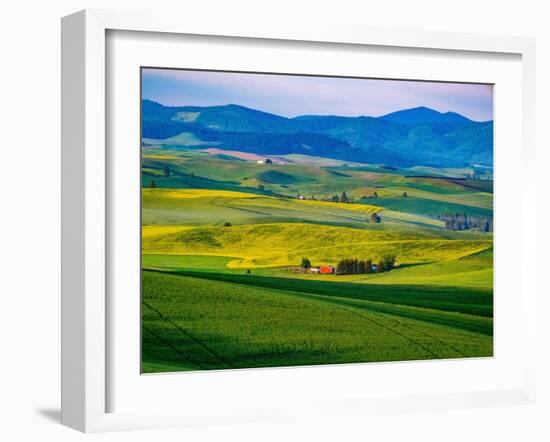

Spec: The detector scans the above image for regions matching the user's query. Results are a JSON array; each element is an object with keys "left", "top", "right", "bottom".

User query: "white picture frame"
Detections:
[{"left": 61, "top": 9, "right": 538, "bottom": 433}]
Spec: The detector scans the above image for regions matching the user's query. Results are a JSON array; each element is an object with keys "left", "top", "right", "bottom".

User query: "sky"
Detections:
[{"left": 142, "top": 68, "right": 493, "bottom": 122}]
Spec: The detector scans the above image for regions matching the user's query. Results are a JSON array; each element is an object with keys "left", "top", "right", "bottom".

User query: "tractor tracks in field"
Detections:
[
  {"left": 143, "top": 301, "right": 237, "bottom": 370},
  {"left": 382, "top": 313, "right": 468, "bottom": 358},
  {"left": 340, "top": 296, "right": 470, "bottom": 358},
  {"left": 142, "top": 324, "right": 208, "bottom": 370},
  {"left": 326, "top": 302, "right": 442, "bottom": 359},
  {"left": 302, "top": 292, "right": 468, "bottom": 358}
]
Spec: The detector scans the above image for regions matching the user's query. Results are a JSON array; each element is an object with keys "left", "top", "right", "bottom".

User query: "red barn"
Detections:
[{"left": 319, "top": 265, "right": 335, "bottom": 274}]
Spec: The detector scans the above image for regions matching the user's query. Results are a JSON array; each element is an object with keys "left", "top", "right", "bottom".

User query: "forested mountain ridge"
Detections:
[{"left": 142, "top": 100, "right": 493, "bottom": 167}]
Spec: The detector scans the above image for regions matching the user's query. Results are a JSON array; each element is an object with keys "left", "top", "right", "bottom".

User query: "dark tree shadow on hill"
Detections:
[{"left": 394, "top": 261, "right": 435, "bottom": 270}]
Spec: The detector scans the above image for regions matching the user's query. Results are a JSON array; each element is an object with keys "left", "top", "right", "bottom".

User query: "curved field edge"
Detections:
[
  {"left": 154, "top": 269, "right": 494, "bottom": 320},
  {"left": 141, "top": 252, "right": 493, "bottom": 290},
  {"left": 141, "top": 270, "right": 493, "bottom": 372}
]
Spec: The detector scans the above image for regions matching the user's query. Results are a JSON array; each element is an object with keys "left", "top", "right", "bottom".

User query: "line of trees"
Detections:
[
  {"left": 336, "top": 254, "right": 396, "bottom": 275},
  {"left": 337, "top": 258, "right": 373, "bottom": 275},
  {"left": 466, "top": 172, "right": 488, "bottom": 180},
  {"left": 438, "top": 213, "right": 493, "bottom": 232},
  {"left": 324, "top": 191, "right": 351, "bottom": 203},
  {"left": 319, "top": 190, "right": 387, "bottom": 204},
  {"left": 326, "top": 190, "right": 382, "bottom": 203}
]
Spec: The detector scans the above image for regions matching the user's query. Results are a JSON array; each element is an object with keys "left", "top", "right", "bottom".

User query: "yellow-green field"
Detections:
[{"left": 143, "top": 222, "right": 491, "bottom": 269}]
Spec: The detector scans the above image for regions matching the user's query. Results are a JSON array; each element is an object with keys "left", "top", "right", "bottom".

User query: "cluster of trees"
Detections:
[
  {"left": 336, "top": 258, "right": 374, "bottom": 275},
  {"left": 466, "top": 172, "right": 489, "bottom": 180},
  {"left": 324, "top": 191, "right": 351, "bottom": 203},
  {"left": 378, "top": 254, "right": 397, "bottom": 272},
  {"left": 323, "top": 190, "right": 384, "bottom": 203},
  {"left": 335, "top": 254, "right": 396, "bottom": 275},
  {"left": 438, "top": 213, "right": 493, "bottom": 232},
  {"left": 318, "top": 190, "right": 392, "bottom": 204},
  {"left": 298, "top": 192, "right": 364, "bottom": 204},
  {"left": 320, "top": 190, "right": 410, "bottom": 204},
  {"left": 359, "top": 192, "right": 379, "bottom": 201}
]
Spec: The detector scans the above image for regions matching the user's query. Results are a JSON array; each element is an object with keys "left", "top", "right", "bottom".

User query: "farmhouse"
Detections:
[
  {"left": 319, "top": 265, "right": 335, "bottom": 274},
  {"left": 309, "top": 267, "right": 320, "bottom": 273}
]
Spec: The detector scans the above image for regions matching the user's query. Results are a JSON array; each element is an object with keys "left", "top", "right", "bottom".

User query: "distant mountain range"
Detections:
[{"left": 142, "top": 100, "right": 493, "bottom": 168}]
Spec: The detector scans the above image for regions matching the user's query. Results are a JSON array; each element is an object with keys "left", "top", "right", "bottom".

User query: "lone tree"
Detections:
[
  {"left": 403, "top": 191, "right": 408, "bottom": 197},
  {"left": 265, "top": 158, "right": 273, "bottom": 164},
  {"left": 373, "top": 191, "right": 378, "bottom": 198},
  {"left": 340, "top": 191, "right": 349, "bottom": 203},
  {"left": 223, "top": 221, "right": 232, "bottom": 227},
  {"left": 300, "top": 257, "right": 312, "bottom": 269},
  {"left": 163, "top": 164, "right": 171, "bottom": 177},
  {"left": 149, "top": 179, "right": 157, "bottom": 188},
  {"left": 377, "top": 254, "right": 396, "bottom": 273},
  {"left": 370, "top": 212, "right": 381, "bottom": 223}
]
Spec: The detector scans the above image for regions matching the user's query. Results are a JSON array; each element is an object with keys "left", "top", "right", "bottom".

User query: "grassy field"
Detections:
[
  {"left": 142, "top": 271, "right": 492, "bottom": 372},
  {"left": 141, "top": 147, "right": 493, "bottom": 372}
]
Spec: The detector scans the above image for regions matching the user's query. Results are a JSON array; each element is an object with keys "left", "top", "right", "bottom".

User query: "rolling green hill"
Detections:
[
  {"left": 142, "top": 188, "right": 384, "bottom": 227},
  {"left": 142, "top": 148, "right": 493, "bottom": 217},
  {"left": 370, "top": 197, "right": 492, "bottom": 218},
  {"left": 143, "top": 221, "right": 491, "bottom": 268}
]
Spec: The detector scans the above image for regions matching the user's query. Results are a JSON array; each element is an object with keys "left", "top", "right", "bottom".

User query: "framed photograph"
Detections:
[{"left": 61, "top": 9, "right": 538, "bottom": 432}]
